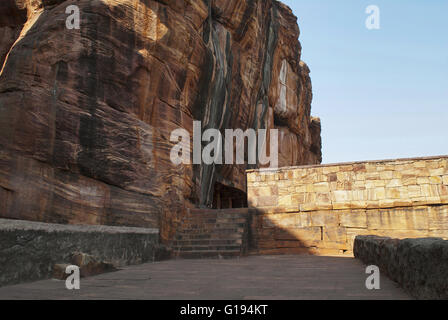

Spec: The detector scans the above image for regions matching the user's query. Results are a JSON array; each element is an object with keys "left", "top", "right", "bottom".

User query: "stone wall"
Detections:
[
  {"left": 354, "top": 235, "right": 448, "bottom": 299},
  {"left": 246, "top": 156, "right": 448, "bottom": 255},
  {"left": 0, "top": 219, "right": 160, "bottom": 287}
]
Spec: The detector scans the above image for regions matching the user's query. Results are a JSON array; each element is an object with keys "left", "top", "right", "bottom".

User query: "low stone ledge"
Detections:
[
  {"left": 0, "top": 218, "right": 159, "bottom": 287},
  {"left": 354, "top": 235, "right": 448, "bottom": 299}
]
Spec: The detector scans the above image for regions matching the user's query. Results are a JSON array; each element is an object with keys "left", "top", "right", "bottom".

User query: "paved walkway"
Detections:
[{"left": 0, "top": 255, "right": 410, "bottom": 300}]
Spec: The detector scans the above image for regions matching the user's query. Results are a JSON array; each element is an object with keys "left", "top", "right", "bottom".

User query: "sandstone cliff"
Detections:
[{"left": 0, "top": 0, "right": 321, "bottom": 240}]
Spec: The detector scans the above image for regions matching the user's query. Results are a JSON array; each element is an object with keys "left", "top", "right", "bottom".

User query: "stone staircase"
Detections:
[{"left": 171, "top": 208, "right": 250, "bottom": 259}]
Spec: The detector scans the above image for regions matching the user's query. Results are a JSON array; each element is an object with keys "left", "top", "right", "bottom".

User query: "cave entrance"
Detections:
[{"left": 213, "top": 183, "right": 248, "bottom": 209}]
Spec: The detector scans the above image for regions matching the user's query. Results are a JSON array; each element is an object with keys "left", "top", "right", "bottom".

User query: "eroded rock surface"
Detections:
[
  {"left": 0, "top": 0, "right": 321, "bottom": 240},
  {"left": 354, "top": 236, "right": 448, "bottom": 300}
]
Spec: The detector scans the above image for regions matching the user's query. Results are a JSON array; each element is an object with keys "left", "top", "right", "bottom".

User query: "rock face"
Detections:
[
  {"left": 354, "top": 236, "right": 448, "bottom": 300},
  {"left": 0, "top": 0, "right": 321, "bottom": 241}
]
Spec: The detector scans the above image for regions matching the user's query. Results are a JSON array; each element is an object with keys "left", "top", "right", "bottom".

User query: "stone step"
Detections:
[
  {"left": 176, "top": 227, "right": 244, "bottom": 235},
  {"left": 173, "top": 250, "right": 242, "bottom": 259},
  {"left": 173, "top": 239, "right": 242, "bottom": 246},
  {"left": 176, "top": 232, "right": 243, "bottom": 240},
  {"left": 172, "top": 244, "right": 242, "bottom": 252},
  {"left": 180, "top": 222, "right": 247, "bottom": 230},
  {"left": 172, "top": 208, "right": 249, "bottom": 260},
  {"left": 186, "top": 211, "right": 248, "bottom": 217},
  {"left": 182, "top": 216, "right": 247, "bottom": 223},
  {"left": 188, "top": 208, "right": 249, "bottom": 215}
]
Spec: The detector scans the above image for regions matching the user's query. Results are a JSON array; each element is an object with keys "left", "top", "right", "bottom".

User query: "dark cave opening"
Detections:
[{"left": 213, "top": 183, "right": 248, "bottom": 209}]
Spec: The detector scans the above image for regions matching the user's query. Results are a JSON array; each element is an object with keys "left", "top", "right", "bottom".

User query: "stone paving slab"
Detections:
[{"left": 0, "top": 255, "right": 411, "bottom": 300}]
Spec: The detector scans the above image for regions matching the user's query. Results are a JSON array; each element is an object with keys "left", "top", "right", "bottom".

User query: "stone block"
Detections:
[
  {"left": 314, "top": 182, "right": 330, "bottom": 193},
  {"left": 247, "top": 173, "right": 256, "bottom": 183},
  {"left": 310, "top": 211, "right": 338, "bottom": 227},
  {"left": 305, "top": 184, "right": 315, "bottom": 193},
  {"left": 391, "top": 170, "right": 402, "bottom": 179},
  {"left": 339, "top": 165, "right": 353, "bottom": 172},
  {"left": 316, "top": 192, "right": 332, "bottom": 207},
  {"left": 366, "top": 200, "right": 380, "bottom": 209},
  {"left": 345, "top": 228, "right": 373, "bottom": 250},
  {"left": 438, "top": 185, "right": 448, "bottom": 196},
  {"left": 350, "top": 201, "right": 368, "bottom": 209},
  {"left": 323, "top": 166, "right": 339, "bottom": 174},
  {"left": 339, "top": 210, "right": 368, "bottom": 228},
  {"left": 273, "top": 240, "right": 310, "bottom": 249},
  {"left": 428, "top": 230, "right": 448, "bottom": 239},
  {"left": 386, "top": 179, "right": 402, "bottom": 187},
  {"left": 257, "top": 195, "right": 278, "bottom": 207},
  {"left": 429, "top": 176, "right": 442, "bottom": 184},
  {"left": 295, "top": 185, "right": 306, "bottom": 193},
  {"left": 365, "top": 172, "right": 380, "bottom": 180},
  {"left": 413, "top": 161, "right": 427, "bottom": 168},
  {"left": 297, "top": 212, "right": 312, "bottom": 227},
  {"left": 402, "top": 176, "right": 417, "bottom": 186},
  {"left": 428, "top": 206, "right": 448, "bottom": 230},
  {"left": 374, "top": 187, "right": 386, "bottom": 200},
  {"left": 411, "top": 197, "right": 429, "bottom": 206},
  {"left": 366, "top": 207, "right": 429, "bottom": 230},
  {"left": 332, "top": 202, "right": 352, "bottom": 210},
  {"left": 373, "top": 180, "right": 387, "bottom": 187},
  {"left": 332, "top": 190, "right": 351, "bottom": 202},
  {"left": 263, "top": 214, "right": 298, "bottom": 229},
  {"left": 440, "top": 195, "right": 448, "bottom": 204},
  {"left": 301, "top": 173, "right": 318, "bottom": 184},
  {"left": 386, "top": 187, "right": 404, "bottom": 199},
  {"left": 422, "top": 184, "right": 441, "bottom": 198},
  {"left": 351, "top": 190, "right": 366, "bottom": 201},
  {"left": 417, "top": 177, "right": 430, "bottom": 184},
  {"left": 300, "top": 203, "right": 319, "bottom": 212},
  {"left": 367, "top": 229, "right": 430, "bottom": 239},
  {"left": 304, "top": 192, "right": 317, "bottom": 203},
  {"left": 365, "top": 181, "right": 376, "bottom": 189},
  {"left": 380, "top": 171, "right": 393, "bottom": 180},
  {"left": 429, "top": 168, "right": 444, "bottom": 176},
  {"left": 274, "top": 227, "right": 322, "bottom": 245},
  {"left": 292, "top": 193, "right": 306, "bottom": 204},
  {"left": 257, "top": 186, "right": 272, "bottom": 197},
  {"left": 443, "top": 176, "right": 448, "bottom": 185},
  {"left": 353, "top": 180, "right": 367, "bottom": 189},
  {"left": 336, "top": 172, "right": 349, "bottom": 181},
  {"left": 427, "top": 161, "right": 442, "bottom": 169},
  {"left": 408, "top": 185, "right": 422, "bottom": 198},
  {"left": 393, "top": 199, "right": 413, "bottom": 207},
  {"left": 278, "top": 195, "right": 292, "bottom": 207},
  {"left": 323, "top": 226, "right": 347, "bottom": 244},
  {"left": 353, "top": 163, "right": 367, "bottom": 172},
  {"left": 276, "top": 179, "right": 292, "bottom": 188},
  {"left": 378, "top": 199, "right": 396, "bottom": 208}
]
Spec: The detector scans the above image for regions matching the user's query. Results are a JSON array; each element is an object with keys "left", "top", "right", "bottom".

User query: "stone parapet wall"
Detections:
[
  {"left": 246, "top": 156, "right": 448, "bottom": 255},
  {"left": 0, "top": 219, "right": 160, "bottom": 287},
  {"left": 354, "top": 236, "right": 448, "bottom": 299}
]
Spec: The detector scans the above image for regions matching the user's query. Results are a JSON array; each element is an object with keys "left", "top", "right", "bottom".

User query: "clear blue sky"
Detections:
[{"left": 281, "top": 0, "right": 448, "bottom": 164}]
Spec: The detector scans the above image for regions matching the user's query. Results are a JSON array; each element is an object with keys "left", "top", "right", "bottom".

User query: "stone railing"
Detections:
[
  {"left": 354, "top": 235, "right": 448, "bottom": 299},
  {"left": 246, "top": 156, "right": 448, "bottom": 255},
  {"left": 0, "top": 219, "right": 161, "bottom": 287}
]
